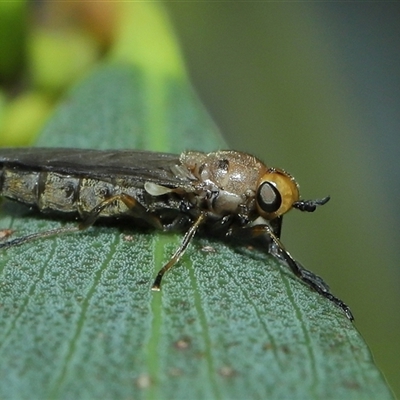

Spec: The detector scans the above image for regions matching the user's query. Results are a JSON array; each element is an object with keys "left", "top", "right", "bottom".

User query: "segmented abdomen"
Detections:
[{"left": 0, "top": 167, "right": 136, "bottom": 217}]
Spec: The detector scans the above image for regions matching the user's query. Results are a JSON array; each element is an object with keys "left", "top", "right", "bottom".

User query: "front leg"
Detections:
[{"left": 226, "top": 223, "right": 354, "bottom": 321}]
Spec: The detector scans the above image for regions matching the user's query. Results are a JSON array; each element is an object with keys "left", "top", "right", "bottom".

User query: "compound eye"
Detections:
[{"left": 256, "top": 181, "right": 282, "bottom": 213}]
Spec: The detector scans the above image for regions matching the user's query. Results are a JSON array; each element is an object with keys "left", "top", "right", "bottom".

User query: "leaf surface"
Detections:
[{"left": 0, "top": 65, "right": 393, "bottom": 399}]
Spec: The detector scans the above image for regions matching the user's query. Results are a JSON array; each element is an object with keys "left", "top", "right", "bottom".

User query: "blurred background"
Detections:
[{"left": 0, "top": 1, "right": 399, "bottom": 396}]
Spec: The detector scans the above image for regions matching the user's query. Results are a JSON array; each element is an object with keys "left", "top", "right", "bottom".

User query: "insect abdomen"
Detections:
[
  {"left": 0, "top": 167, "right": 80, "bottom": 213},
  {"left": 0, "top": 167, "right": 131, "bottom": 217}
]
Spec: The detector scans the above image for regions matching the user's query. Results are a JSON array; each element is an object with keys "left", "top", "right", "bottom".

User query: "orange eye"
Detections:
[{"left": 256, "top": 169, "right": 300, "bottom": 219}]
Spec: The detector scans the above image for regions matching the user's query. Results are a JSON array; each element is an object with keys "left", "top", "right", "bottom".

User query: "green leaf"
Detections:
[{"left": 0, "top": 46, "right": 393, "bottom": 400}]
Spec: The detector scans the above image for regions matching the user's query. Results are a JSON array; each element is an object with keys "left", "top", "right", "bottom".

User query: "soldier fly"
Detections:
[{"left": 0, "top": 148, "right": 353, "bottom": 320}]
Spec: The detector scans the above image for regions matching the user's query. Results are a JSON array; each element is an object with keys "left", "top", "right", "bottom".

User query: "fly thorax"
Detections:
[{"left": 181, "top": 150, "right": 268, "bottom": 218}]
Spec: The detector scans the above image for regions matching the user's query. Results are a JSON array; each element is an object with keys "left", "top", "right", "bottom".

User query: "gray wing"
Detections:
[{"left": 0, "top": 148, "right": 196, "bottom": 187}]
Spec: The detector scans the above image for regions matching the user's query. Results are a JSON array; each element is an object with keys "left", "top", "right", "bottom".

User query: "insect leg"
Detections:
[
  {"left": 0, "top": 226, "right": 80, "bottom": 250},
  {"left": 269, "top": 216, "right": 282, "bottom": 239},
  {"left": 0, "top": 194, "right": 159, "bottom": 251},
  {"left": 227, "top": 224, "right": 354, "bottom": 320},
  {"left": 79, "top": 193, "right": 163, "bottom": 230},
  {"left": 274, "top": 250, "right": 354, "bottom": 320},
  {"left": 152, "top": 213, "right": 206, "bottom": 291}
]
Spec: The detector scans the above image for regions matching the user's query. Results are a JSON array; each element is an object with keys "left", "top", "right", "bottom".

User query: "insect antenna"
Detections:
[{"left": 293, "top": 196, "right": 330, "bottom": 212}]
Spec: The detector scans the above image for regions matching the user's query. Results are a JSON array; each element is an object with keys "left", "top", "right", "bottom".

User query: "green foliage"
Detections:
[
  {"left": 0, "top": 1, "right": 26, "bottom": 79},
  {"left": 0, "top": 65, "right": 393, "bottom": 399}
]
